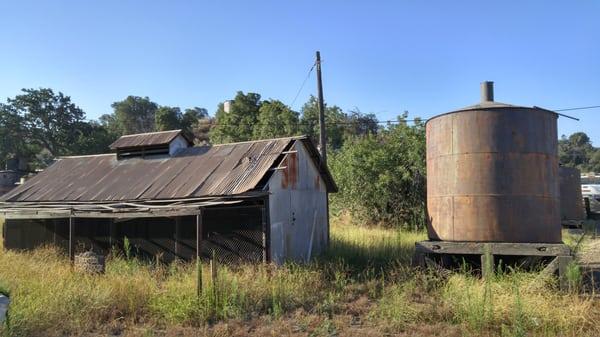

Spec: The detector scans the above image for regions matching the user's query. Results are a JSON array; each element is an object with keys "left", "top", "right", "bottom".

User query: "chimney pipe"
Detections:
[{"left": 481, "top": 81, "right": 494, "bottom": 102}]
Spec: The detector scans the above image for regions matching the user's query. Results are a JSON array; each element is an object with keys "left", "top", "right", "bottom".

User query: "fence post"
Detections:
[
  {"left": 69, "top": 216, "right": 75, "bottom": 264},
  {"left": 196, "top": 210, "right": 203, "bottom": 297}
]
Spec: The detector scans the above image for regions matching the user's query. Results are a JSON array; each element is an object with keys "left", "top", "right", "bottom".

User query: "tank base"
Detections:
[{"left": 413, "top": 240, "right": 572, "bottom": 290}]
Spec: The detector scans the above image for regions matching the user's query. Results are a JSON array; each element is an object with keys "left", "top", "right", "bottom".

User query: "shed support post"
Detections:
[
  {"left": 69, "top": 217, "right": 75, "bottom": 264},
  {"left": 109, "top": 218, "right": 116, "bottom": 249},
  {"left": 262, "top": 198, "right": 270, "bottom": 263},
  {"left": 196, "top": 210, "right": 203, "bottom": 297},
  {"left": 53, "top": 219, "right": 57, "bottom": 245},
  {"left": 174, "top": 217, "right": 181, "bottom": 259}
]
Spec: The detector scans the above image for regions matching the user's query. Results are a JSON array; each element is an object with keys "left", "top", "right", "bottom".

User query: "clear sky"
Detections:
[{"left": 0, "top": 1, "right": 598, "bottom": 142}]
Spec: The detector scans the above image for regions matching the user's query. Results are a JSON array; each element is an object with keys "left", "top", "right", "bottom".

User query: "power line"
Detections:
[
  {"left": 289, "top": 62, "right": 316, "bottom": 109},
  {"left": 209, "top": 118, "right": 423, "bottom": 127},
  {"left": 208, "top": 103, "right": 600, "bottom": 128},
  {"left": 554, "top": 105, "right": 600, "bottom": 112}
]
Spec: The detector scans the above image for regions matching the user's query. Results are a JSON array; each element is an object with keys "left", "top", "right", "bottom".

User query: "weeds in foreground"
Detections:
[
  {"left": 442, "top": 269, "right": 595, "bottom": 336},
  {"left": 1, "top": 218, "right": 600, "bottom": 337}
]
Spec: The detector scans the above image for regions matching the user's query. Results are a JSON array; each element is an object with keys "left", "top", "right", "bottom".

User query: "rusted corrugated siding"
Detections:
[
  {"left": 2, "top": 138, "right": 294, "bottom": 202},
  {"left": 109, "top": 130, "right": 190, "bottom": 149}
]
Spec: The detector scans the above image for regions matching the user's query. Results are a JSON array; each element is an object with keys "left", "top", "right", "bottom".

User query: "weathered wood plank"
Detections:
[
  {"left": 415, "top": 241, "right": 570, "bottom": 256},
  {"left": 2, "top": 208, "right": 203, "bottom": 219},
  {"left": 540, "top": 256, "right": 560, "bottom": 277},
  {"left": 2, "top": 212, "right": 71, "bottom": 219}
]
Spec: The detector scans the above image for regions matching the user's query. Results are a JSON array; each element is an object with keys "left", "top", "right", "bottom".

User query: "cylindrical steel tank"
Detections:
[
  {"left": 559, "top": 166, "right": 585, "bottom": 220},
  {"left": 426, "top": 82, "right": 561, "bottom": 243}
]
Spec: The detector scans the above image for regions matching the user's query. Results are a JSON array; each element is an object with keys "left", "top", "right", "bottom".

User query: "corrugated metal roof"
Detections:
[
  {"left": 109, "top": 130, "right": 192, "bottom": 150},
  {"left": 1, "top": 136, "right": 336, "bottom": 202}
]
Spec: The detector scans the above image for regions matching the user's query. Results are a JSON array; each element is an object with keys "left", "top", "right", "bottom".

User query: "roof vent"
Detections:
[
  {"left": 481, "top": 81, "right": 494, "bottom": 102},
  {"left": 109, "top": 130, "right": 193, "bottom": 159}
]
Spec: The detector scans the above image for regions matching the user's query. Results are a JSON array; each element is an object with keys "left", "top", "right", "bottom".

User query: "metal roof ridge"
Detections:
[
  {"left": 58, "top": 153, "right": 115, "bottom": 159},
  {"left": 118, "top": 129, "right": 183, "bottom": 138},
  {"left": 210, "top": 135, "right": 308, "bottom": 147}
]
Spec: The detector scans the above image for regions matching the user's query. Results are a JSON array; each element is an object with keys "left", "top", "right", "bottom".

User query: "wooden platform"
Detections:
[{"left": 414, "top": 240, "right": 573, "bottom": 289}]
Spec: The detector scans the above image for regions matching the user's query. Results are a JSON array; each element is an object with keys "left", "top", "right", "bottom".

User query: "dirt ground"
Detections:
[
  {"left": 77, "top": 295, "right": 464, "bottom": 337},
  {"left": 80, "top": 314, "right": 464, "bottom": 337}
]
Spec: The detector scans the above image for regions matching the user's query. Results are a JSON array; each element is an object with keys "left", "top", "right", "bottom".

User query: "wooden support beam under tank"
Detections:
[
  {"left": 414, "top": 240, "right": 574, "bottom": 290},
  {"left": 415, "top": 241, "right": 571, "bottom": 257}
]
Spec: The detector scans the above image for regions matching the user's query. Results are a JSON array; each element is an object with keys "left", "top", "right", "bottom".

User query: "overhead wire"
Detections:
[
  {"left": 208, "top": 104, "right": 600, "bottom": 127},
  {"left": 289, "top": 62, "right": 316, "bottom": 110}
]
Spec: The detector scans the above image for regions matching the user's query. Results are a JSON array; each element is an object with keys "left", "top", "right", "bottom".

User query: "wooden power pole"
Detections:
[{"left": 316, "top": 51, "right": 327, "bottom": 165}]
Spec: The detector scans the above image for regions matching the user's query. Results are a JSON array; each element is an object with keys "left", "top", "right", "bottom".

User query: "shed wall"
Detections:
[{"left": 268, "top": 141, "right": 328, "bottom": 264}]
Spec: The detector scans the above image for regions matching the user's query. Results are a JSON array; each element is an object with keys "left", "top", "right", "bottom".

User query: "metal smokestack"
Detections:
[{"left": 481, "top": 81, "right": 494, "bottom": 102}]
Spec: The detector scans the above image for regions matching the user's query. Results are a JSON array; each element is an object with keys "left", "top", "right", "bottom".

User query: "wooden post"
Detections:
[
  {"left": 558, "top": 255, "right": 573, "bottom": 291},
  {"left": 109, "top": 218, "right": 116, "bottom": 249},
  {"left": 481, "top": 243, "right": 494, "bottom": 279},
  {"left": 174, "top": 217, "right": 181, "bottom": 259},
  {"left": 262, "top": 198, "right": 270, "bottom": 263},
  {"left": 210, "top": 249, "right": 218, "bottom": 302},
  {"left": 69, "top": 217, "right": 75, "bottom": 263},
  {"left": 53, "top": 219, "right": 57, "bottom": 245},
  {"left": 412, "top": 247, "right": 426, "bottom": 268},
  {"left": 584, "top": 197, "right": 591, "bottom": 219},
  {"left": 196, "top": 210, "right": 203, "bottom": 297},
  {"left": 316, "top": 50, "right": 327, "bottom": 165},
  {"left": 210, "top": 249, "right": 218, "bottom": 285}
]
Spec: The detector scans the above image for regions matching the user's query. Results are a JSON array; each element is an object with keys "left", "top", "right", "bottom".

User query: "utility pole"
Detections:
[{"left": 316, "top": 51, "right": 327, "bottom": 165}]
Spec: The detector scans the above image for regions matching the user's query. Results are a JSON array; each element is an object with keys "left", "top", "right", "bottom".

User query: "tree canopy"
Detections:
[
  {"left": 110, "top": 96, "right": 158, "bottom": 135},
  {"left": 210, "top": 92, "right": 262, "bottom": 144},
  {"left": 209, "top": 93, "right": 378, "bottom": 149},
  {"left": 559, "top": 132, "right": 600, "bottom": 172},
  {"left": 0, "top": 89, "right": 211, "bottom": 170},
  {"left": 0, "top": 88, "right": 114, "bottom": 169},
  {"left": 329, "top": 115, "right": 426, "bottom": 229},
  {"left": 253, "top": 100, "right": 300, "bottom": 139}
]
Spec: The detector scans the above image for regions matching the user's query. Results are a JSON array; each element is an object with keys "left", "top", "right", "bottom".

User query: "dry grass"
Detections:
[{"left": 1, "top": 217, "right": 600, "bottom": 337}]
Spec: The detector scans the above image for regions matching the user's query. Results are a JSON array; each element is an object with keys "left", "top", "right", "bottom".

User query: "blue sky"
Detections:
[{"left": 0, "top": 1, "right": 598, "bottom": 142}]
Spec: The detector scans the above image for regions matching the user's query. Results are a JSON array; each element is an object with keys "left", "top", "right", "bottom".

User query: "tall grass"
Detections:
[
  {"left": 1, "top": 217, "right": 600, "bottom": 336},
  {"left": 324, "top": 218, "right": 426, "bottom": 272},
  {"left": 442, "top": 270, "right": 596, "bottom": 336}
]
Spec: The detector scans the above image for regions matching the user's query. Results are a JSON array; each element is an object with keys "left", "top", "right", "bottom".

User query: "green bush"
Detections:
[{"left": 329, "top": 116, "right": 426, "bottom": 229}]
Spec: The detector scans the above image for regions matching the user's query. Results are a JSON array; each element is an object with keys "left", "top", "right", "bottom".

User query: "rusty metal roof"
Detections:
[
  {"left": 1, "top": 136, "right": 336, "bottom": 202},
  {"left": 109, "top": 129, "right": 193, "bottom": 150}
]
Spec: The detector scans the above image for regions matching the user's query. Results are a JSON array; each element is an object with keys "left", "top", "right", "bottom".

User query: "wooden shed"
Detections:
[{"left": 0, "top": 130, "right": 336, "bottom": 264}]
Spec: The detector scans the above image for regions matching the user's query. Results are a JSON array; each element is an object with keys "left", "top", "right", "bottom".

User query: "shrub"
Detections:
[{"left": 329, "top": 115, "right": 426, "bottom": 229}]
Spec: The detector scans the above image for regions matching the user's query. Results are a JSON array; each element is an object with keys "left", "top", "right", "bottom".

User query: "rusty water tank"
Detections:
[
  {"left": 426, "top": 82, "right": 561, "bottom": 243},
  {"left": 559, "top": 166, "right": 585, "bottom": 221}
]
